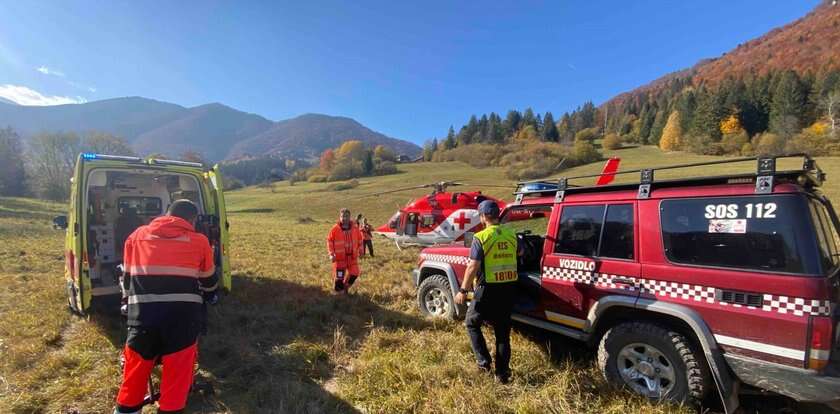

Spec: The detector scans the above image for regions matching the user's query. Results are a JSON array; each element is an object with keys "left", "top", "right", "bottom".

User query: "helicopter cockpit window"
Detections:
[
  {"left": 422, "top": 214, "right": 435, "bottom": 227},
  {"left": 406, "top": 213, "right": 419, "bottom": 236},
  {"left": 501, "top": 205, "right": 552, "bottom": 237},
  {"left": 388, "top": 212, "right": 401, "bottom": 229}
]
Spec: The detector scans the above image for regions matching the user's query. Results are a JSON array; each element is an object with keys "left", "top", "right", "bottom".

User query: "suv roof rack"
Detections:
[{"left": 513, "top": 154, "right": 825, "bottom": 203}]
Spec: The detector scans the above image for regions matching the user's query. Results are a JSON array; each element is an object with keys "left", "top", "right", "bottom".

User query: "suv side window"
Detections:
[
  {"left": 555, "top": 205, "right": 604, "bottom": 256},
  {"left": 554, "top": 204, "right": 635, "bottom": 259},
  {"left": 809, "top": 199, "right": 840, "bottom": 273},
  {"left": 600, "top": 204, "right": 634, "bottom": 260},
  {"left": 661, "top": 195, "right": 821, "bottom": 275}
]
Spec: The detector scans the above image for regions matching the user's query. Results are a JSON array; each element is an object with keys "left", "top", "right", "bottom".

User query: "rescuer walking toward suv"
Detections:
[
  {"left": 115, "top": 200, "right": 218, "bottom": 414},
  {"left": 455, "top": 200, "right": 519, "bottom": 383}
]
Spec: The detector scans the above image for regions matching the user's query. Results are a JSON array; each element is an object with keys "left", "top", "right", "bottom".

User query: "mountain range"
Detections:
[{"left": 0, "top": 97, "right": 421, "bottom": 161}]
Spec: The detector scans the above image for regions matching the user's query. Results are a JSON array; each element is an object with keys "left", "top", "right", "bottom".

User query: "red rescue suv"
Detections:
[{"left": 411, "top": 155, "right": 840, "bottom": 412}]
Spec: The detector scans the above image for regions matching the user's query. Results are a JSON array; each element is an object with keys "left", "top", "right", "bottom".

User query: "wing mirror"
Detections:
[{"left": 53, "top": 215, "right": 68, "bottom": 230}]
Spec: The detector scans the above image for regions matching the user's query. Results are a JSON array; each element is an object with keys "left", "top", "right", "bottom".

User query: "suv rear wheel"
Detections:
[
  {"left": 597, "top": 322, "right": 709, "bottom": 405},
  {"left": 417, "top": 274, "right": 457, "bottom": 320}
]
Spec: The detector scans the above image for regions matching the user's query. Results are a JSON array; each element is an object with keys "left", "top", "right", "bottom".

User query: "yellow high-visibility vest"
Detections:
[{"left": 474, "top": 224, "right": 518, "bottom": 283}]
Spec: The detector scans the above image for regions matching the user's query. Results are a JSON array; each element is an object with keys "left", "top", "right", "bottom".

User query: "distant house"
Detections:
[{"left": 396, "top": 154, "right": 414, "bottom": 163}]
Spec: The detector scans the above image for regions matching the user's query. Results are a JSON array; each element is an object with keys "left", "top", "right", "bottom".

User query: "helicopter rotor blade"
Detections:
[
  {"left": 448, "top": 181, "right": 516, "bottom": 189},
  {"left": 354, "top": 184, "right": 431, "bottom": 198}
]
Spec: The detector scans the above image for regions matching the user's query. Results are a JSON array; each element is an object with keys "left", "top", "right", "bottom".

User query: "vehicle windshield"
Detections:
[
  {"left": 808, "top": 197, "right": 840, "bottom": 275},
  {"left": 501, "top": 205, "right": 552, "bottom": 236}
]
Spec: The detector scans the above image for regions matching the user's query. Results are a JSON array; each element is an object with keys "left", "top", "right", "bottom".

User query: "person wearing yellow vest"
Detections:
[{"left": 454, "top": 200, "right": 518, "bottom": 384}]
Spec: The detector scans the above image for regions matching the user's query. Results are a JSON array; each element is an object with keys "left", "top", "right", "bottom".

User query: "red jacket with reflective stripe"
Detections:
[
  {"left": 125, "top": 216, "right": 215, "bottom": 279},
  {"left": 327, "top": 221, "right": 362, "bottom": 265},
  {"left": 123, "top": 216, "right": 216, "bottom": 327}
]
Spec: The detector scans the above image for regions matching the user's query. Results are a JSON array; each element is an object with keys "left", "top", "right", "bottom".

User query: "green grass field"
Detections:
[{"left": 1, "top": 146, "right": 838, "bottom": 413}]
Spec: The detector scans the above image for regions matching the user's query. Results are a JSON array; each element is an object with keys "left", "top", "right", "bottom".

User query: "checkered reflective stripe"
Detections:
[
  {"left": 542, "top": 266, "right": 639, "bottom": 292},
  {"left": 761, "top": 295, "right": 833, "bottom": 317},
  {"left": 638, "top": 279, "right": 716, "bottom": 303},
  {"left": 420, "top": 253, "right": 470, "bottom": 266},
  {"left": 542, "top": 266, "right": 833, "bottom": 317}
]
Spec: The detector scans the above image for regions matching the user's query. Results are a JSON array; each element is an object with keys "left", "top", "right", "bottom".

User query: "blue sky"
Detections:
[{"left": 0, "top": 0, "right": 821, "bottom": 144}]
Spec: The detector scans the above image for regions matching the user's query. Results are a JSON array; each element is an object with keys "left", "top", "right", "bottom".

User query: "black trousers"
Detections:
[
  {"left": 465, "top": 289, "right": 513, "bottom": 377},
  {"left": 362, "top": 240, "right": 374, "bottom": 256}
]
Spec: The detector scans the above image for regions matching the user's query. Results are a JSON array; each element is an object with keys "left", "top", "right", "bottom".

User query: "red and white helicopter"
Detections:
[
  {"left": 363, "top": 157, "right": 621, "bottom": 248},
  {"left": 365, "top": 181, "right": 510, "bottom": 248}
]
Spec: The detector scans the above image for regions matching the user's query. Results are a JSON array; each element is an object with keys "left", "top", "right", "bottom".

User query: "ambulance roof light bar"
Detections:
[{"left": 81, "top": 153, "right": 143, "bottom": 162}]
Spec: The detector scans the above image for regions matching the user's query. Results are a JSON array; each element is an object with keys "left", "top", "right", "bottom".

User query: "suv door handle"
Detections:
[{"left": 613, "top": 277, "right": 636, "bottom": 287}]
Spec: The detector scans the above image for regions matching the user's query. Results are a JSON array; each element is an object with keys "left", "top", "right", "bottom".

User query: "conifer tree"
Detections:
[
  {"left": 649, "top": 108, "right": 668, "bottom": 145},
  {"left": 558, "top": 113, "right": 573, "bottom": 143},
  {"left": 770, "top": 70, "right": 806, "bottom": 138},
  {"left": 542, "top": 112, "right": 559, "bottom": 141},
  {"left": 478, "top": 114, "right": 489, "bottom": 142},
  {"left": 502, "top": 110, "right": 521, "bottom": 138},
  {"left": 522, "top": 108, "right": 537, "bottom": 129},
  {"left": 742, "top": 74, "right": 771, "bottom": 136},
  {"left": 675, "top": 90, "right": 697, "bottom": 132},
  {"left": 444, "top": 126, "right": 456, "bottom": 149},
  {"left": 638, "top": 105, "right": 656, "bottom": 144},
  {"left": 692, "top": 88, "right": 726, "bottom": 141}
]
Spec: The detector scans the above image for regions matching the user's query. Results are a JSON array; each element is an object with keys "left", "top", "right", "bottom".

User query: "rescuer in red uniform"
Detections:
[
  {"left": 115, "top": 200, "right": 217, "bottom": 414},
  {"left": 327, "top": 208, "right": 363, "bottom": 293}
]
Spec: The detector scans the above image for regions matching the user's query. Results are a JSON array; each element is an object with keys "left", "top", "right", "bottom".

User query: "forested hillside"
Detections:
[{"left": 429, "top": 1, "right": 840, "bottom": 176}]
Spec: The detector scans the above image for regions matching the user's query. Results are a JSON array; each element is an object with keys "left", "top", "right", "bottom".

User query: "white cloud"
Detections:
[
  {"left": 0, "top": 84, "right": 86, "bottom": 106},
  {"left": 36, "top": 65, "right": 65, "bottom": 77},
  {"left": 88, "top": 87, "right": 97, "bottom": 93}
]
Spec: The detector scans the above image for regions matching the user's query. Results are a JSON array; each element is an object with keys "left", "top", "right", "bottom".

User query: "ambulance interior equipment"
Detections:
[{"left": 84, "top": 169, "right": 204, "bottom": 296}]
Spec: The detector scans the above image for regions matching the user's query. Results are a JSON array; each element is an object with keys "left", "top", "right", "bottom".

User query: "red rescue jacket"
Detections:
[
  {"left": 327, "top": 221, "right": 362, "bottom": 266},
  {"left": 123, "top": 216, "right": 216, "bottom": 327}
]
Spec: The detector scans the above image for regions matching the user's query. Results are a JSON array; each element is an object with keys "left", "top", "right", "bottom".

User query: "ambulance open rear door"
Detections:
[{"left": 207, "top": 165, "right": 231, "bottom": 292}]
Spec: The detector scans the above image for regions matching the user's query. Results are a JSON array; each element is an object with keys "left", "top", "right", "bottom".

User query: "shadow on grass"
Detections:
[
  {"left": 88, "top": 274, "right": 430, "bottom": 413},
  {"left": 512, "top": 321, "right": 593, "bottom": 365}
]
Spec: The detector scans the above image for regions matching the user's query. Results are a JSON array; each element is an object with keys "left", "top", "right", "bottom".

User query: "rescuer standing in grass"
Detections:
[
  {"left": 115, "top": 200, "right": 218, "bottom": 414},
  {"left": 327, "top": 208, "right": 363, "bottom": 293},
  {"left": 361, "top": 217, "right": 374, "bottom": 257},
  {"left": 455, "top": 200, "right": 518, "bottom": 384}
]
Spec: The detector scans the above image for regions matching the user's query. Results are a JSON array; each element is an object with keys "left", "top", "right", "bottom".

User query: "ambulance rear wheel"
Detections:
[
  {"left": 417, "top": 274, "right": 457, "bottom": 320},
  {"left": 597, "top": 322, "right": 709, "bottom": 405}
]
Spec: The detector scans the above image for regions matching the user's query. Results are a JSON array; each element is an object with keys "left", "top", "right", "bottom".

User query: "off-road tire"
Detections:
[
  {"left": 597, "top": 321, "right": 710, "bottom": 405},
  {"left": 417, "top": 274, "right": 458, "bottom": 320}
]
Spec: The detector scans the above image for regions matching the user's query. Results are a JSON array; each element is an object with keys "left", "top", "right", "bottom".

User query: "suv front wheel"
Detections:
[
  {"left": 597, "top": 322, "right": 710, "bottom": 405},
  {"left": 417, "top": 274, "right": 458, "bottom": 320}
]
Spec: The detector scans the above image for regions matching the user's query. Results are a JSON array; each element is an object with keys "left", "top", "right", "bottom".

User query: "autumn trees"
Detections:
[
  {"left": 313, "top": 141, "right": 398, "bottom": 181},
  {"left": 600, "top": 69, "right": 840, "bottom": 156},
  {"left": 659, "top": 112, "right": 682, "bottom": 151}
]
